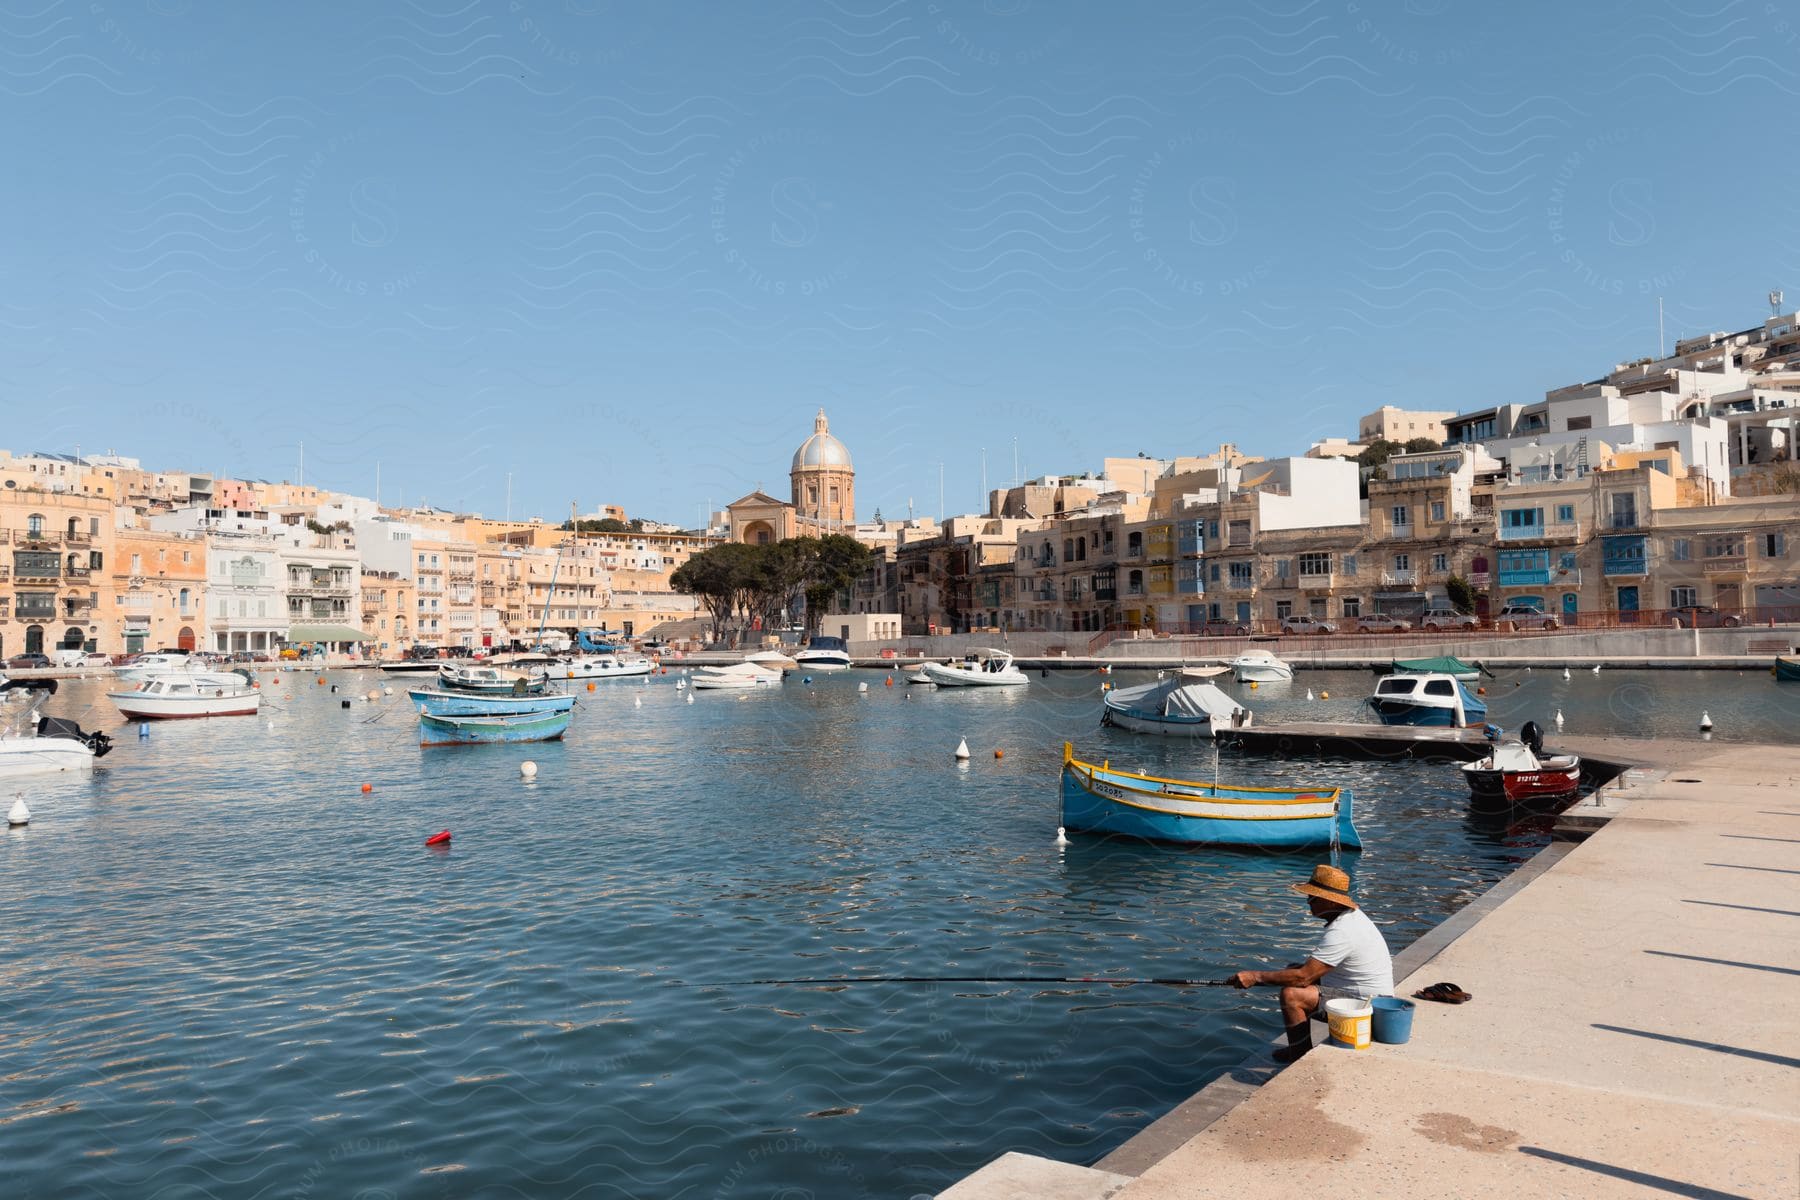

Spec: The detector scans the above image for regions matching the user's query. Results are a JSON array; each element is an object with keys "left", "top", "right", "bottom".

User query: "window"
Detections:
[
  {"left": 1343, "top": 555, "right": 1357, "bottom": 576},
  {"left": 1670, "top": 537, "right": 1690, "bottom": 561},
  {"left": 130, "top": 553, "right": 142, "bottom": 573},
  {"left": 1228, "top": 520, "right": 1251, "bottom": 547},
  {"left": 27, "top": 513, "right": 43, "bottom": 536},
  {"left": 1567, "top": 416, "right": 1592, "bottom": 431},
  {"left": 1762, "top": 532, "right": 1786, "bottom": 557},
  {"left": 1556, "top": 505, "right": 1575, "bottom": 523},
  {"left": 1558, "top": 552, "right": 1578, "bottom": 570},
  {"left": 1610, "top": 494, "right": 1637, "bottom": 529},
  {"left": 1702, "top": 534, "right": 1743, "bottom": 559},
  {"left": 1432, "top": 553, "right": 1448, "bottom": 573},
  {"left": 1430, "top": 501, "right": 1445, "bottom": 522},
  {"left": 1228, "top": 562, "right": 1254, "bottom": 586},
  {"left": 1669, "top": 587, "right": 1697, "bottom": 608},
  {"left": 1274, "top": 559, "right": 1290, "bottom": 579},
  {"left": 1391, "top": 505, "right": 1410, "bottom": 527},
  {"left": 1501, "top": 508, "right": 1543, "bottom": 531},
  {"left": 1298, "top": 552, "right": 1331, "bottom": 576},
  {"left": 1393, "top": 554, "right": 1410, "bottom": 571},
  {"left": 1275, "top": 600, "right": 1293, "bottom": 619},
  {"left": 1341, "top": 597, "right": 1361, "bottom": 618},
  {"left": 1209, "top": 562, "right": 1220, "bottom": 582}
]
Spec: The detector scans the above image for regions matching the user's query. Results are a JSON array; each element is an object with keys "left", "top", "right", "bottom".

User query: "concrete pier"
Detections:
[{"left": 941, "top": 737, "right": 1800, "bottom": 1198}]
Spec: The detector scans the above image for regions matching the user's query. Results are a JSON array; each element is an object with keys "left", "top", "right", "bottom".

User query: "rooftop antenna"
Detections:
[
  {"left": 980, "top": 447, "right": 987, "bottom": 511},
  {"left": 1657, "top": 297, "right": 1664, "bottom": 357},
  {"left": 1772, "top": 289, "right": 1786, "bottom": 317}
]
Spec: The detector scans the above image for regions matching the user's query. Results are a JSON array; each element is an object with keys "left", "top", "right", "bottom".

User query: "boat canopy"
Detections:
[
  {"left": 1490, "top": 740, "right": 1541, "bottom": 771},
  {"left": 1111, "top": 677, "right": 1244, "bottom": 721},
  {"left": 1390, "top": 656, "right": 1481, "bottom": 677}
]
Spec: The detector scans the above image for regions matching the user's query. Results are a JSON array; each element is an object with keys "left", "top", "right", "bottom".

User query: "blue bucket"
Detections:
[{"left": 1371, "top": 996, "right": 1415, "bottom": 1044}]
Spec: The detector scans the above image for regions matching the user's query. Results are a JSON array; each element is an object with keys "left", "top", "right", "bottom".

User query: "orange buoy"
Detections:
[
  {"left": 994, "top": 749, "right": 1004, "bottom": 759},
  {"left": 587, "top": 682, "right": 596, "bottom": 691},
  {"left": 316, "top": 677, "right": 326, "bottom": 686},
  {"left": 425, "top": 830, "right": 451, "bottom": 847},
  {"left": 361, "top": 783, "right": 373, "bottom": 794},
  {"left": 885, "top": 677, "right": 893, "bottom": 687},
  {"left": 1476, "top": 686, "right": 1487, "bottom": 696}
]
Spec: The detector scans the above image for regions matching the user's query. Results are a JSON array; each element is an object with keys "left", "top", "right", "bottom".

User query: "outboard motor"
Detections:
[{"left": 1520, "top": 720, "right": 1545, "bottom": 757}]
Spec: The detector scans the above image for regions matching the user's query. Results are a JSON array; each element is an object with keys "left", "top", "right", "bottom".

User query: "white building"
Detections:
[{"left": 148, "top": 505, "right": 290, "bottom": 654}]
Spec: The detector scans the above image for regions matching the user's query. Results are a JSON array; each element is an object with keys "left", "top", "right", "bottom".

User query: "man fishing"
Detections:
[{"left": 1229, "top": 864, "right": 1394, "bottom": 1063}]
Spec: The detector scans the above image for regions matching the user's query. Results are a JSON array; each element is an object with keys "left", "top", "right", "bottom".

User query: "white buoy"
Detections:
[
  {"left": 383, "top": 686, "right": 394, "bottom": 696},
  {"left": 8, "top": 795, "right": 29, "bottom": 826},
  {"left": 954, "top": 738, "right": 971, "bottom": 760},
  {"left": 1562, "top": 667, "right": 1571, "bottom": 681},
  {"left": 520, "top": 761, "right": 538, "bottom": 778},
  {"left": 1555, "top": 710, "right": 1564, "bottom": 729},
  {"left": 367, "top": 689, "right": 380, "bottom": 701},
  {"left": 858, "top": 682, "right": 868, "bottom": 692},
  {"left": 1305, "top": 688, "right": 1314, "bottom": 701},
  {"left": 1055, "top": 826, "right": 1069, "bottom": 846},
  {"left": 686, "top": 693, "right": 694, "bottom": 705},
  {"left": 1592, "top": 664, "right": 1601, "bottom": 675},
  {"left": 1699, "top": 710, "right": 1713, "bottom": 731}
]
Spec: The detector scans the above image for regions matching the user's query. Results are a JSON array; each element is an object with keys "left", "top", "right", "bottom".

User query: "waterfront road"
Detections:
[{"left": 943, "top": 739, "right": 1800, "bottom": 1199}]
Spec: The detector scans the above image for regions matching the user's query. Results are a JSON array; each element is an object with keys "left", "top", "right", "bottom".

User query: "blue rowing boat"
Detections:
[
  {"left": 419, "top": 709, "right": 572, "bottom": 746},
  {"left": 1059, "top": 742, "right": 1361, "bottom": 849},
  {"left": 408, "top": 688, "right": 575, "bottom": 718}
]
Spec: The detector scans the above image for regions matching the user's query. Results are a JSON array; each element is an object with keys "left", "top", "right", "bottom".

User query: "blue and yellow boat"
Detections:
[
  {"left": 419, "top": 709, "right": 572, "bottom": 746},
  {"left": 408, "top": 688, "right": 575, "bottom": 718},
  {"left": 1060, "top": 743, "right": 1360, "bottom": 849},
  {"left": 1776, "top": 656, "right": 1800, "bottom": 683}
]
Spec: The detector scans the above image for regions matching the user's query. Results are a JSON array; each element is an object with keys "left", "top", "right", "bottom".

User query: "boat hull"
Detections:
[
  {"left": 1776, "top": 656, "right": 1800, "bottom": 683},
  {"left": 107, "top": 692, "right": 261, "bottom": 719},
  {"left": 917, "top": 663, "right": 1028, "bottom": 687},
  {"left": 1462, "top": 759, "right": 1581, "bottom": 804},
  {"left": 1232, "top": 664, "right": 1292, "bottom": 683},
  {"left": 1059, "top": 744, "right": 1359, "bottom": 849},
  {"left": 419, "top": 710, "right": 572, "bottom": 745},
  {"left": 1101, "top": 706, "right": 1218, "bottom": 736},
  {"left": 793, "top": 653, "right": 851, "bottom": 671},
  {"left": 0, "top": 738, "right": 96, "bottom": 778},
  {"left": 543, "top": 656, "right": 654, "bottom": 680},
  {"left": 408, "top": 689, "right": 575, "bottom": 717}
]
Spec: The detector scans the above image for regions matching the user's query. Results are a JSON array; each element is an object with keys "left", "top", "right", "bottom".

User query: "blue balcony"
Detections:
[
  {"left": 1601, "top": 535, "right": 1647, "bottom": 577},
  {"left": 1497, "top": 568, "right": 1552, "bottom": 586},
  {"left": 1497, "top": 549, "right": 1551, "bottom": 587},
  {"left": 1176, "top": 576, "right": 1204, "bottom": 595}
]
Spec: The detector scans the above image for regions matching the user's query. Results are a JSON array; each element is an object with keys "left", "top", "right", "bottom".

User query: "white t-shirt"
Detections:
[{"left": 1311, "top": 907, "right": 1394, "bottom": 997}]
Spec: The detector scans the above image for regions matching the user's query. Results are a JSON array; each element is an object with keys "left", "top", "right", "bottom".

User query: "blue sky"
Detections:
[{"left": 6, "top": 0, "right": 1797, "bottom": 525}]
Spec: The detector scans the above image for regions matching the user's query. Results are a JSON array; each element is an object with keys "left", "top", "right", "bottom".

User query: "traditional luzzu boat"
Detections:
[
  {"left": 1059, "top": 743, "right": 1360, "bottom": 849},
  {"left": 408, "top": 688, "right": 576, "bottom": 718},
  {"left": 418, "top": 709, "right": 572, "bottom": 745},
  {"left": 1100, "top": 667, "right": 1250, "bottom": 737},
  {"left": 1776, "top": 656, "right": 1800, "bottom": 682},
  {"left": 1366, "top": 672, "right": 1488, "bottom": 727}
]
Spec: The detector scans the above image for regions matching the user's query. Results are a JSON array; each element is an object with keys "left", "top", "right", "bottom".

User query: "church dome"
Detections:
[{"left": 791, "top": 409, "right": 852, "bottom": 471}]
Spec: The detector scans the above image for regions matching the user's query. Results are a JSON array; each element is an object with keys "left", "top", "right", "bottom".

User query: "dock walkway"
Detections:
[{"left": 942, "top": 738, "right": 1800, "bottom": 1199}]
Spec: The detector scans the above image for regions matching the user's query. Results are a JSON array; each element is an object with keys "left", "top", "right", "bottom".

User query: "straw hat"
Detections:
[{"left": 1292, "top": 864, "right": 1358, "bottom": 909}]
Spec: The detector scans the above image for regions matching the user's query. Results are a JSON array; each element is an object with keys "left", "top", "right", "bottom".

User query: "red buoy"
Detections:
[{"left": 425, "top": 830, "right": 451, "bottom": 847}]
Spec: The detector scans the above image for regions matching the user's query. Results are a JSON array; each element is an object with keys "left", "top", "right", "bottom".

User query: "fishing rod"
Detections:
[{"left": 694, "top": 975, "right": 1237, "bottom": 988}]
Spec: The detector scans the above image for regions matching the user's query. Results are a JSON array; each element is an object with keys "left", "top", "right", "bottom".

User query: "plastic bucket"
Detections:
[
  {"left": 1371, "top": 996, "right": 1415, "bottom": 1045},
  {"left": 1325, "top": 997, "right": 1371, "bottom": 1050}
]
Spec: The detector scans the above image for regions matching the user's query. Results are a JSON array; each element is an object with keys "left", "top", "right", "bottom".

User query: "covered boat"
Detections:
[
  {"left": 107, "top": 671, "right": 261, "bottom": 719},
  {"left": 1366, "top": 672, "right": 1488, "bottom": 727},
  {"left": 1101, "top": 667, "right": 1250, "bottom": 737},
  {"left": 409, "top": 689, "right": 576, "bottom": 718},
  {"left": 1461, "top": 725, "right": 1580, "bottom": 804},
  {"left": 418, "top": 709, "right": 572, "bottom": 745},
  {"left": 690, "top": 661, "right": 784, "bottom": 690},
  {"left": 916, "top": 648, "right": 1029, "bottom": 687},
  {"left": 1060, "top": 743, "right": 1360, "bottom": 849},
  {"left": 1229, "top": 649, "right": 1293, "bottom": 683},
  {"left": 1377, "top": 656, "right": 1484, "bottom": 682},
  {"left": 1776, "top": 656, "right": 1800, "bottom": 683},
  {"left": 543, "top": 653, "right": 654, "bottom": 680},
  {"left": 0, "top": 701, "right": 112, "bottom": 779}
]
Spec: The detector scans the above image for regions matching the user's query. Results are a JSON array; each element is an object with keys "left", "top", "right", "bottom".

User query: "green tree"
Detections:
[
  {"left": 803, "top": 534, "right": 874, "bottom": 634},
  {"left": 1445, "top": 574, "right": 1477, "bottom": 614},
  {"left": 672, "top": 542, "right": 760, "bottom": 642},
  {"left": 1356, "top": 439, "right": 1402, "bottom": 470},
  {"left": 1402, "top": 437, "right": 1442, "bottom": 453}
]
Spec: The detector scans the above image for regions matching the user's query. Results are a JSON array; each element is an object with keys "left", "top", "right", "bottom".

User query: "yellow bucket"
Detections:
[{"left": 1325, "top": 997, "right": 1372, "bottom": 1050}]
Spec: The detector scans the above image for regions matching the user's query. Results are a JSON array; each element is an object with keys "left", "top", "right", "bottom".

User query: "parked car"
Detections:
[
  {"left": 1419, "top": 606, "right": 1480, "bottom": 632},
  {"left": 6, "top": 653, "right": 53, "bottom": 670},
  {"left": 1496, "top": 603, "right": 1559, "bottom": 631},
  {"left": 1199, "top": 619, "right": 1250, "bottom": 637},
  {"left": 80, "top": 651, "right": 113, "bottom": 666},
  {"left": 1668, "top": 605, "right": 1742, "bottom": 628},
  {"left": 1280, "top": 614, "right": 1338, "bottom": 635},
  {"left": 1355, "top": 613, "right": 1412, "bottom": 633}
]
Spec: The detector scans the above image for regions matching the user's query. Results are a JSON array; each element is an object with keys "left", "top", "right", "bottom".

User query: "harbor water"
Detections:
[{"left": 2, "top": 666, "right": 1788, "bottom": 1197}]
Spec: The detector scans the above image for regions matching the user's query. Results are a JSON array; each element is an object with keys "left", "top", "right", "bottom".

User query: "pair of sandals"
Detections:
[{"left": 1412, "top": 981, "right": 1473, "bottom": 1004}]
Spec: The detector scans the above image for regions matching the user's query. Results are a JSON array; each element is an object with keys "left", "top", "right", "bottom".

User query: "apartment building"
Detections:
[
  {"left": 0, "top": 489, "right": 115, "bottom": 657},
  {"left": 113, "top": 527, "right": 207, "bottom": 654}
]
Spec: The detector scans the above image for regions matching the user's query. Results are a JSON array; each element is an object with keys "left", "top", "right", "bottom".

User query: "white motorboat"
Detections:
[
  {"left": 916, "top": 648, "right": 1029, "bottom": 688},
  {"left": 0, "top": 698, "right": 113, "bottom": 778},
  {"left": 793, "top": 636, "right": 852, "bottom": 671},
  {"left": 690, "top": 661, "right": 784, "bottom": 690},
  {"left": 1230, "top": 649, "right": 1293, "bottom": 683},
  {"left": 438, "top": 663, "right": 547, "bottom": 695},
  {"left": 115, "top": 651, "right": 195, "bottom": 682},
  {"left": 1101, "top": 667, "right": 1250, "bottom": 737},
  {"left": 539, "top": 653, "right": 655, "bottom": 681},
  {"left": 743, "top": 650, "right": 797, "bottom": 671},
  {"left": 107, "top": 672, "right": 262, "bottom": 719}
]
